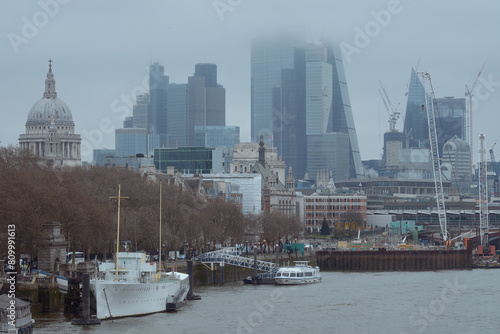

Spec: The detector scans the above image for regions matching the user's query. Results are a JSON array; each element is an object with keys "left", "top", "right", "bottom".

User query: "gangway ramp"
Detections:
[{"left": 193, "top": 247, "right": 278, "bottom": 274}]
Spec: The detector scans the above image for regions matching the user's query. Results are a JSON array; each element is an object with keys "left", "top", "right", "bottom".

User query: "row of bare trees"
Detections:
[{"left": 0, "top": 146, "right": 302, "bottom": 261}]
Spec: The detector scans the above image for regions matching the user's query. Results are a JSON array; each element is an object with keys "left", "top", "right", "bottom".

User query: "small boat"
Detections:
[{"left": 274, "top": 261, "right": 321, "bottom": 285}]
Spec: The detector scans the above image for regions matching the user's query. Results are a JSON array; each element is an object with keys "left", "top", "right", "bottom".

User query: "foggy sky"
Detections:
[{"left": 1, "top": 0, "right": 499, "bottom": 165}]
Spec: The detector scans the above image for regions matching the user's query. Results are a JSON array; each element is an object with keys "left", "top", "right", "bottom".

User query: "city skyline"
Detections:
[{"left": 2, "top": 1, "right": 500, "bottom": 165}]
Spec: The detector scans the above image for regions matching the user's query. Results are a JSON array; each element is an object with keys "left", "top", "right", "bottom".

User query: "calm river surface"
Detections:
[{"left": 34, "top": 270, "right": 499, "bottom": 334}]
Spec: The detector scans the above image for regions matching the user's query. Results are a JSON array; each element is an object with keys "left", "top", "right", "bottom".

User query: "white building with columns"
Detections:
[{"left": 19, "top": 60, "right": 81, "bottom": 166}]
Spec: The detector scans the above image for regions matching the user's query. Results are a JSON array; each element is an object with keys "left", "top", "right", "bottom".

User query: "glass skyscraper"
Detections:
[
  {"left": 403, "top": 68, "right": 428, "bottom": 149},
  {"left": 435, "top": 97, "right": 467, "bottom": 156},
  {"left": 148, "top": 62, "right": 169, "bottom": 135},
  {"left": 251, "top": 36, "right": 307, "bottom": 179},
  {"left": 251, "top": 36, "right": 363, "bottom": 180},
  {"left": 167, "top": 83, "right": 188, "bottom": 147}
]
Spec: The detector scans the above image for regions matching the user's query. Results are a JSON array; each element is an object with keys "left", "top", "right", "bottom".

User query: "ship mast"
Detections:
[
  {"left": 159, "top": 180, "right": 162, "bottom": 273},
  {"left": 110, "top": 184, "right": 129, "bottom": 281}
]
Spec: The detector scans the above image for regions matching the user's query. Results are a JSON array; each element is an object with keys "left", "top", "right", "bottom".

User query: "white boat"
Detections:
[
  {"left": 274, "top": 261, "right": 321, "bottom": 285},
  {"left": 89, "top": 184, "right": 190, "bottom": 320},
  {"left": 90, "top": 252, "right": 190, "bottom": 319}
]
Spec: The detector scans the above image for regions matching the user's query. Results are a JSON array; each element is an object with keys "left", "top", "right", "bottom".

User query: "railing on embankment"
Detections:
[{"left": 316, "top": 248, "right": 473, "bottom": 271}]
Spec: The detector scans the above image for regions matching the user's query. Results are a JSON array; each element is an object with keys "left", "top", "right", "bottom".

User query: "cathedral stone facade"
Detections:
[{"left": 19, "top": 60, "right": 81, "bottom": 166}]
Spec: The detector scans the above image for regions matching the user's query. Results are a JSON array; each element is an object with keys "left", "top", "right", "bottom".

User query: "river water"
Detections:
[{"left": 34, "top": 270, "right": 499, "bottom": 334}]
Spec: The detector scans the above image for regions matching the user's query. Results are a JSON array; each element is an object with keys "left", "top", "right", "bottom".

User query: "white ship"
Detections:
[
  {"left": 90, "top": 184, "right": 190, "bottom": 320},
  {"left": 90, "top": 252, "right": 189, "bottom": 319},
  {"left": 274, "top": 261, "right": 321, "bottom": 285}
]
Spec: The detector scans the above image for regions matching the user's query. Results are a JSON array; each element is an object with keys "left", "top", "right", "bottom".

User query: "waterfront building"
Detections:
[
  {"left": 19, "top": 60, "right": 82, "bottom": 166},
  {"left": 303, "top": 193, "right": 367, "bottom": 233},
  {"left": 115, "top": 128, "right": 147, "bottom": 158}
]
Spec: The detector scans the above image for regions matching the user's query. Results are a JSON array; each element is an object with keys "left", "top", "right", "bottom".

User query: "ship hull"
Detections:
[{"left": 90, "top": 273, "right": 189, "bottom": 319}]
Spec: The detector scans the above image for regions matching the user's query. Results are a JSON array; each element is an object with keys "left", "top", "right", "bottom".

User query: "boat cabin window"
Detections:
[
  {"left": 282, "top": 272, "right": 289, "bottom": 277},
  {"left": 305, "top": 272, "right": 313, "bottom": 277},
  {"left": 290, "top": 272, "right": 296, "bottom": 277}
]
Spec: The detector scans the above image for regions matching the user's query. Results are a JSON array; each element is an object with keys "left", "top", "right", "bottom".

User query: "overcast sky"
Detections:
[{"left": 1, "top": 0, "right": 499, "bottom": 164}]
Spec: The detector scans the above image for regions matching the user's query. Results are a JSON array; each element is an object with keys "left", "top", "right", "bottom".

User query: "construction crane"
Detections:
[
  {"left": 378, "top": 80, "right": 401, "bottom": 132},
  {"left": 489, "top": 135, "right": 500, "bottom": 197},
  {"left": 418, "top": 72, "right": 448, "bottom": 241},
  {"left": 465, "top": 61, "right": 487, "bottom": 175},
  {"left": 479, "top": 134, "right": 489, "bottom": 249}
]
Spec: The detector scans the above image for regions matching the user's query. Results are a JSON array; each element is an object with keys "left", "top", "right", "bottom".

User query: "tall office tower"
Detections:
[
  {"left": 187, "top": 75, "right": 206, "bottom": 145},
  {"left": 325, "top": 42, "right": 363, "bottom": 179},
  {"left": 403, "top": 68, "right": 427, "bottom": 149},
  {"left": 435, "top": 97, "right": 467, "bottom": 155},
  {"left": 305, "top": 44, "right": 359, "bottom": 181},
  {"left": 133, "top": 93, "right": 149, "bottom": 130},
  {"left": 123, "top": 117, "right": 133, "bottom": 128},
  {"left": 251, "top": 36, "right": 363, "bottom": 180},
  {"left": 187, "top": 63, "right": 226, "bottom": 145},
  {"left": 167, "top": 83, "right": 188, "bottom": 147},
  {"left": 149, "top": 62, "right": 169, "bottom": 134},
  {"left": 250, "top": 36, "right": 307, "bottom": 180},
  {"left": 195, "top": 63, "right": 217, "bottom": 87}
]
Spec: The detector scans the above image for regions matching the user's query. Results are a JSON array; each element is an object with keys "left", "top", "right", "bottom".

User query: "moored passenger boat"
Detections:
[{"left": 274, "top": 261, "right": 321, "bottom": 285}]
